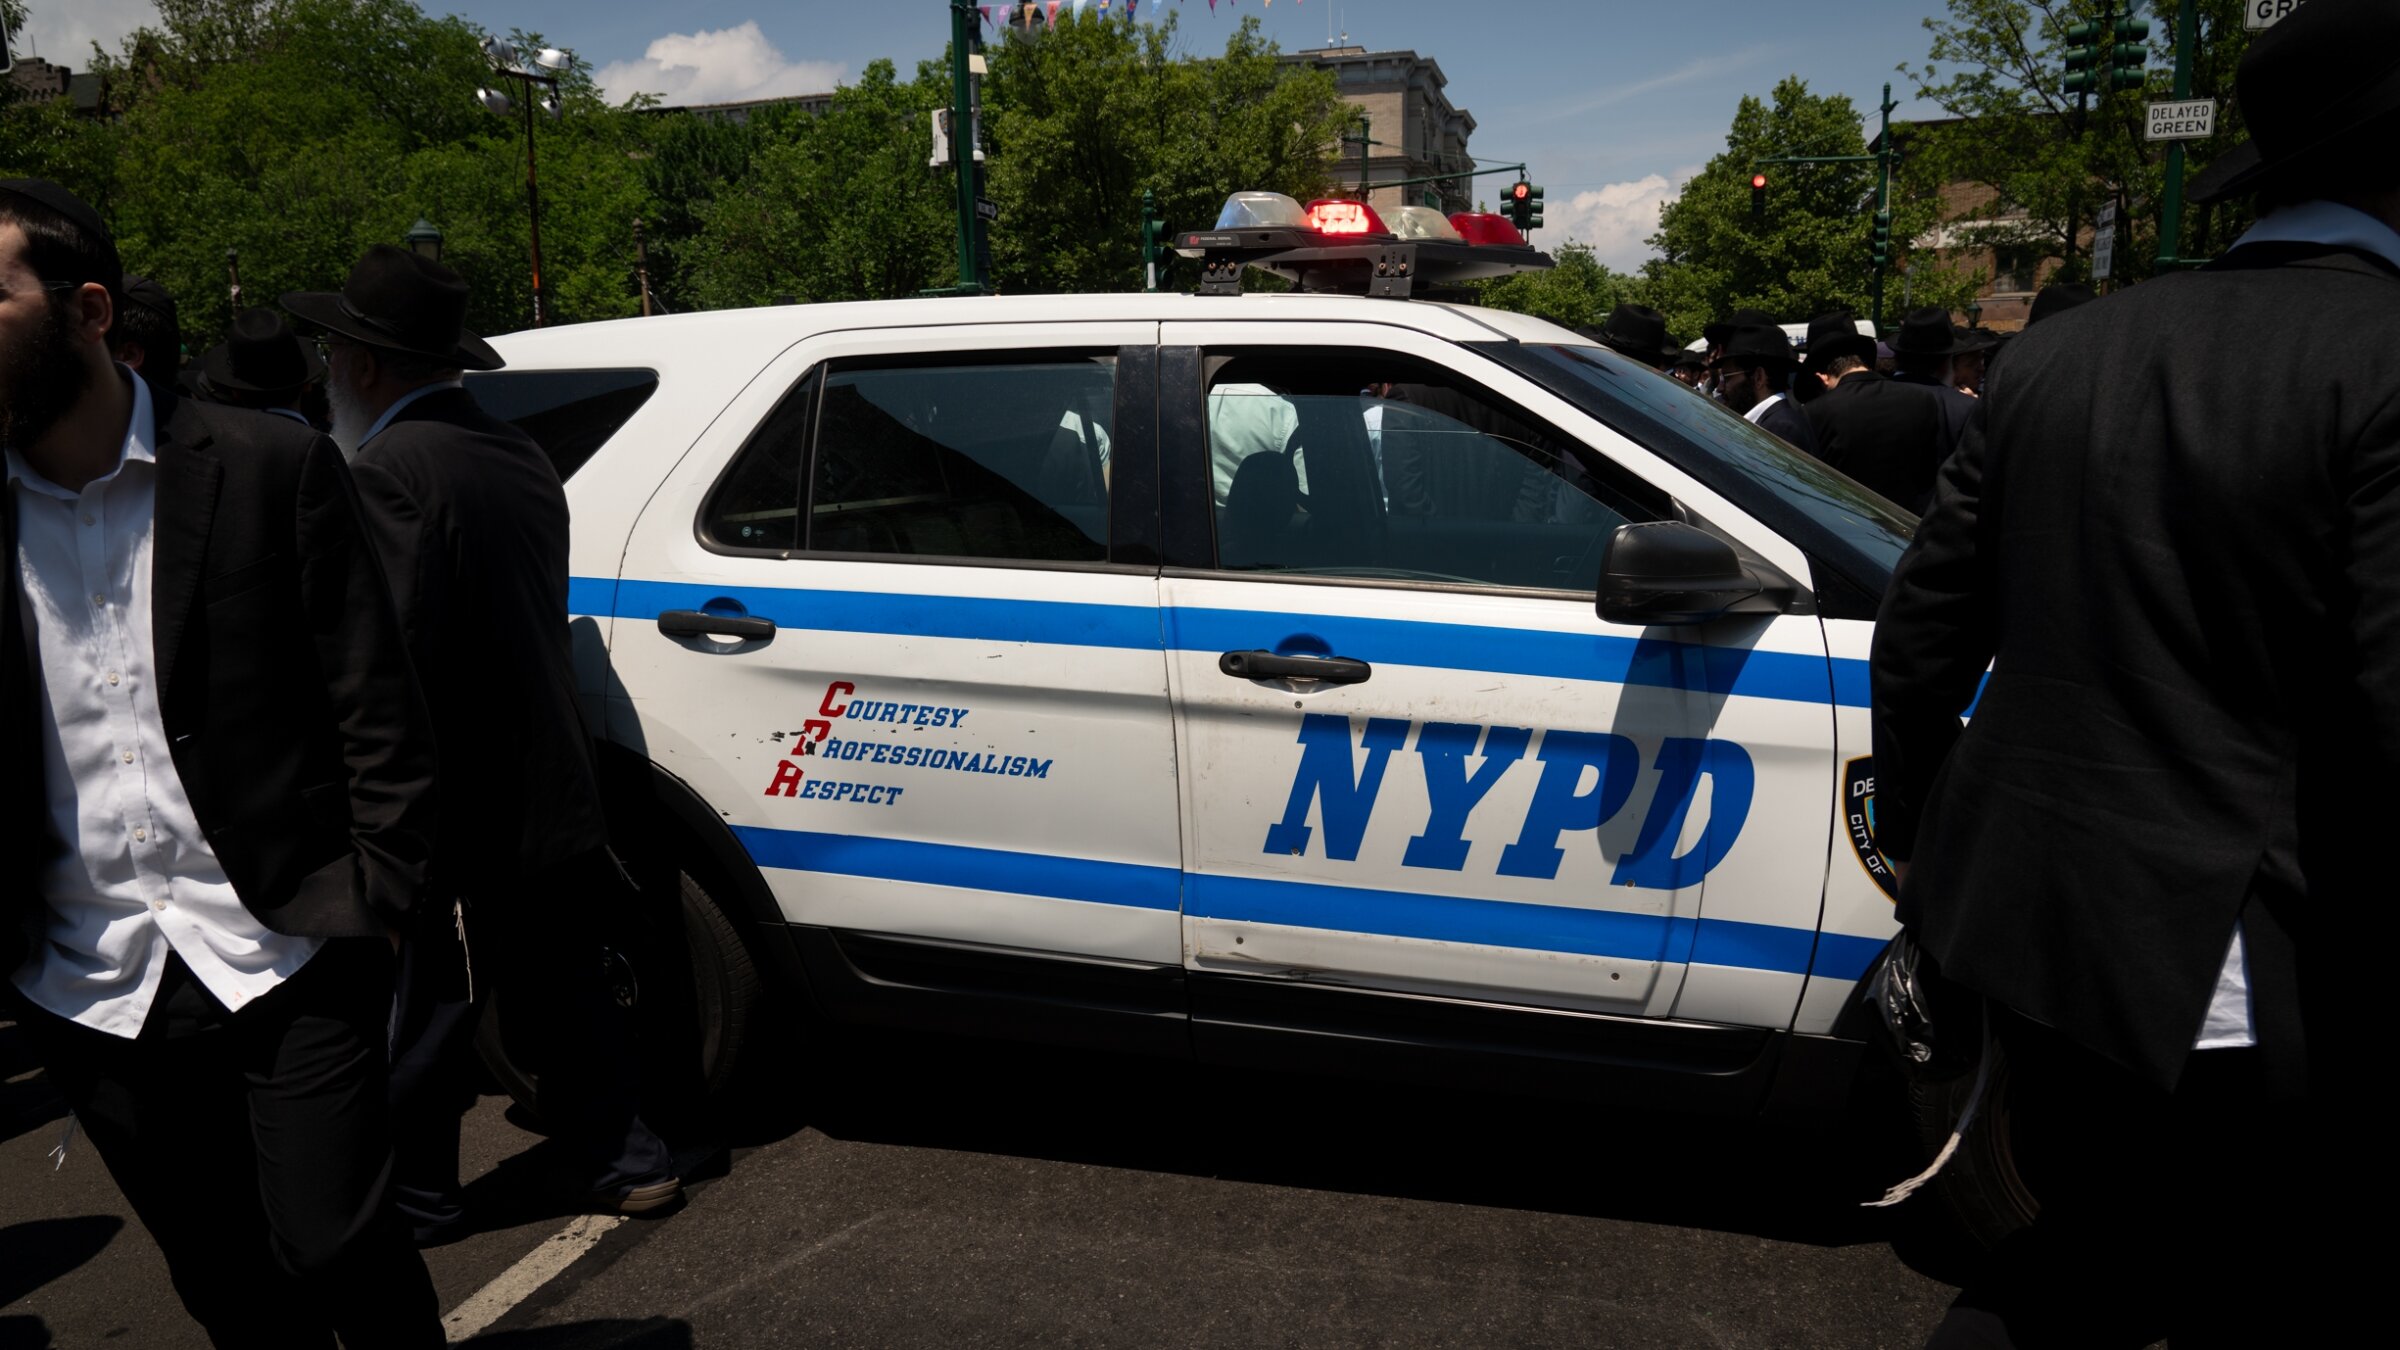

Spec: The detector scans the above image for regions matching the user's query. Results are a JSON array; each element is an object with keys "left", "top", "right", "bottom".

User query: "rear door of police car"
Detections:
[
  {"left": 607, "top": 322, "right": 1186, "bottom": 968},
  {"left": 1155, "top": 320, "right": 1840, "bottom": 1029}
]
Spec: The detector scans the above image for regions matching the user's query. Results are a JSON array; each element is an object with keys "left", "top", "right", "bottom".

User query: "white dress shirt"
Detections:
[
  {"left": 1742, "top": 392, "right": 1786, "bottom": 425},
  {"left": 358, "top": 378, "right": 460, "bottom": 450},
  {"left": 8, "top": 368, "right": 320, "bottom": 1037},
  {"left": 263, "top": 406, "right": 313, "bottom": 427}
]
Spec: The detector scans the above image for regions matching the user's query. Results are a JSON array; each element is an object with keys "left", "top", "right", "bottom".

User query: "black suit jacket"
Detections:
[
  {"left": 349, "top": 387, "right": 607, "bottom": 888},
  {"left": 1803, "top": 371, "right": 1951, "bottom": 512},
  {"left": 1753, "top": 393, "right": 1819, "bottom": 458},
  {"left": 1870, "top": 244, "right": 2400, "bottom": 1091},
  {"left": 1889, "top": 370, "right": 1977, "bottom": 457},
  {"left": 4, "top": 390, "right": 436, "bottom": 975}
]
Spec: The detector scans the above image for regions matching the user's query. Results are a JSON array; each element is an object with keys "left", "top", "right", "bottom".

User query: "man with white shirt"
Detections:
[
  {"left": 1, "top": 181, "right": 440, "bottom": 1346},
  {"left": 1709, "top": 319, "right": 1816, "bottom": 456},
  {"left": 1870, "top": 4, "right": 2395, "bottom": 1341}
]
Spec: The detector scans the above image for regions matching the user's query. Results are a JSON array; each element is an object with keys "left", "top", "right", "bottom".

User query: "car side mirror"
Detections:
[{"left": 1597, "top": 521, "right": 1786, "bottom": 626}]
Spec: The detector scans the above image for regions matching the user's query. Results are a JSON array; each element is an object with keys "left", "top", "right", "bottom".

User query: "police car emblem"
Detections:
[{"left": 1843, "top": 756, "right": 1899, "bottom": 902}]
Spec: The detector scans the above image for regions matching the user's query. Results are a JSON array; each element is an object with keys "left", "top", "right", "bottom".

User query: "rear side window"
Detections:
[
  {"left": 462, "top": 368, "right": 658, "bottom": 481},
  {"left": 702, "top": 352, "right": 1115, "bottom": 564}
]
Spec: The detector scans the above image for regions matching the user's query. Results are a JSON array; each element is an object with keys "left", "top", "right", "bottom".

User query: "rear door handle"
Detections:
[
  {"left": 1219, "top": 650, "right": 1371, "bottom": 684},
  {"left": 658, "top": 609, "right": 776, "bottom": 641}
]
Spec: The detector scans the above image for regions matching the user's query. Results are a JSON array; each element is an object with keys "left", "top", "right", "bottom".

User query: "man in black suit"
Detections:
[
  {"left": 1884, "top": 307, "right": 1977, "bottom": 453},
  {"left": 1871, "top": 3, "right": 2398, "bottom": 1341},
  {"left": 1798, "top": 310, "right": 1950, "bottom": 512},
  {"left": 284, "top": 248, "right": 679, "bottom": 1237},
  {"left": 196, "top": 307, "right": 326, "bottom": 429},
  {"left": 2, "top": 182, "right": 440, "bottom": 1346},
  {"left": 1709, "top": 319, "right": 1816, "bottom": 455}
]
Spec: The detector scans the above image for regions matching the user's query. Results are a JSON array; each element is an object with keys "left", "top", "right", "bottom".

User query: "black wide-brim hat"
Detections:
[
  {"left": 1801, "top": 311, "right": 1876, "bottom": 370},
  {"left": 282, "top": 243, "right": 503, "bottom": 371},
  {"left": 1704, "top": 307, "right": 1776, "bottom": 349},
  {"left": 2190, "top": 0, "right": 2400, "bottom": 204},
  {"left": 1716, "top": 321, "right": 1794, "bottom": 367},
  {"left": 201, "top": 306, "right": 326, "bottom": 395},
  {"left": 1595, "top": 302, "right": 1677, "bottom": 366},
  {"left": 1892, "top": 306, "right": 1970, "bottom": 358}
]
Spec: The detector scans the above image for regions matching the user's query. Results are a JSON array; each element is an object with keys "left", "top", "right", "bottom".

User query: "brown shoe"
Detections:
[{"left": 597, "top": 1176, "right": 682, "bottom": 1216}]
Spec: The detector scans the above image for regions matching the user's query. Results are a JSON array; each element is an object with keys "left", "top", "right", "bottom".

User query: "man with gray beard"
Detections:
[{"left": 283, "top": 247, "right": 679, "bottom": 1241}]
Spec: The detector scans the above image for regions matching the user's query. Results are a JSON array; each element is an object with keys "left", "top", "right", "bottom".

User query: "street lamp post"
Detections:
[
  {"left": 477, "top": 38, "right": 569, "bottom": 326},
  {"left": 405, "top": 217, "right": 444, "bottom": 262}
]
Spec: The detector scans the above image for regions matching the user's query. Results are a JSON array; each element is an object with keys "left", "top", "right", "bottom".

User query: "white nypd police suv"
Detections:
[{"left": 466, "top": 193, "right": 1998, "bottom": 1233}]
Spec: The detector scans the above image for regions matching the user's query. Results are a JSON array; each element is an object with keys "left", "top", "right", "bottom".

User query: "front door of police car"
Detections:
[
  {"left": 1157, "top": 324, "right": 1836, "bottom": 1026},
  {"left": 607, "top": 325, "right": 1183, "bottom": 968}
]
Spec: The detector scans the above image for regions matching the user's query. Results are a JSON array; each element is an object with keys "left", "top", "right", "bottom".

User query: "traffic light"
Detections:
[
  {"left": 1506, "top": 180, "right": 1532, "bottom": 231},
  {"left": 1751, "top": 173, "right": 1767, "bottom": 224},
  {"left": 2062, "top": 16, "right": 2104, "bottom": 95},
  {"left": 1871, "top": 210, "right": 1893, "bottom": 268},
  {"left": 1523, "top": 183, "right": 1544, "bottom": 231},
  {"left": 2109, "top": 11, "right": 2151, "bottom": 91},
  {"left": 1140, "top": 189, "right": 1166, "bottom": 292}
]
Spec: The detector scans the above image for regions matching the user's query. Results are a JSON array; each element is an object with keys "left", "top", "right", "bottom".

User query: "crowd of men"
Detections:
[
  {"left": 3, "top": 182, "right": 679, "bottom": 1349},
  {"left": 1587, "top": 283, "right": 2097, "bottom": 516}
]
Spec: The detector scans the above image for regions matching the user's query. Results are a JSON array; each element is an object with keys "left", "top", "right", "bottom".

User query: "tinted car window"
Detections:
[
  {"left": 702, "top": 370, "right": 816, "bottom": 552},
  {"left": 462, "top": 368, "right": 657, "bottom": 481},
  {"left": 1206, "top": 350, "right": 1660, "bottom": 590},
  {"left": 809, "top": 355, "right": 1113, "bottom": 563}
]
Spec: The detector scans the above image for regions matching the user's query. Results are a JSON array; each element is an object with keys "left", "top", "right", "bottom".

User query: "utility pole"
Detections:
[
  {"left": 633, "top": 216, "right": 654, "bottom": 316},
  {"left": 1752, "top": 82, "right": 1901, "bottom": 330},
  {"left": 2155, "top": 0, "right": 2199, "bottom": 268},
  {"left": 944, "top": 1, "right": 985, "bottom": 294}
]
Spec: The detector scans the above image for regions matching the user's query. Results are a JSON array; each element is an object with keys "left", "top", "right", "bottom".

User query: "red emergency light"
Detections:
[
  {"left": 1305, "top": 198, "right": 1387, "bottom": 236},
  {"left": 1447, "top": 211, "right": 1527, "bottom": 247}
]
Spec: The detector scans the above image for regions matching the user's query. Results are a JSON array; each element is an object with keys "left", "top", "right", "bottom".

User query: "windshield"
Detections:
[{"left": 1473, "top": 341, "right": 1915, "bottom": 606}]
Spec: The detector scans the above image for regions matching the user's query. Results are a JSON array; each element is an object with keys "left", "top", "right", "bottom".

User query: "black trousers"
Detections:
[
  {"left": 1924, "top": 1010, "right": 2347, "bottom": 1349},
  {"left": 27, "top": 939, "right": 440, "bottom": 1350},
  {"left": 388, "top": 855, "right": 672, "bottom": 1225}
]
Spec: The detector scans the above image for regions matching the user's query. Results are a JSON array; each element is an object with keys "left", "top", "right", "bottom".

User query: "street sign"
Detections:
[
  {"left": 2093, "top": 201, "right": 2117, "bottom": 281},
  {"left": 975, "top": 198, "right": 999, "bottom": 223},
  {"left": 2145, "top": 98, "right": 2217, "bottom": 141},
  {"left": 2246, "top": 0, "right": 2305, "bottom": 31}
]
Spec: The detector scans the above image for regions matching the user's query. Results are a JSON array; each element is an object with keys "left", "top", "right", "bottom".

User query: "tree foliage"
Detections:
[
  {"left": 1903, "top": 0, "right": 2259, "bottom": 284},
  {"left": 1472, "top": 241, "right": 1629, "bottom": 333},
  {"left": 1635, "top": 77, "right": 1972, "bottom": 340}
]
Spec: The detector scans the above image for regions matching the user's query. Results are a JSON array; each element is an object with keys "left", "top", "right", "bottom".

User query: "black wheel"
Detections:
[
  {"left": 1908, "top": 1035, "right": 2042, "bottom": 1251},
  {"left": 477, "top": 865, "right": 763, "bottom": 1138}
]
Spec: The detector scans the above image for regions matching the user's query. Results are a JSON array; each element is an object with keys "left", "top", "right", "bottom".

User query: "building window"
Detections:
[{"left": 1990, "top": 245, "right": 2038, "bottom": 295}]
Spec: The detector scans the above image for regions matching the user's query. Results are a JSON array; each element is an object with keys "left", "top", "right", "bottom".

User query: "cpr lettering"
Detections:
[{"left": 1263, "top": 714, "right": 1755, "bottom": 887}]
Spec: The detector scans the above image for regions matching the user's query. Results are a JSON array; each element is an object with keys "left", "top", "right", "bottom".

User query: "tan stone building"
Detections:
[{"left": 1282, "top": 45, "right": 1477, "bottom": 216}]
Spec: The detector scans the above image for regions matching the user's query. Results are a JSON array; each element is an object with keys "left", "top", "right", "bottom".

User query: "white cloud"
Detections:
[
  {"left": 1548, "top": 166, "right": 1701, "bottom": 272},
  {"left": 593, "top": 21, "right": 845, "bottom": 108},
  {"left": 1515, "top": 47, "right": 1769, "bottom": 125},
  {"left": 13, "top": 0, "right": 156, "bottom": 66}
]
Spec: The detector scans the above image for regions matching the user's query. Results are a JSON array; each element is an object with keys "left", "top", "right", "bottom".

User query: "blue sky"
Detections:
[{"left": 20, "top": 1, "right": 1963, "bottom": 268}]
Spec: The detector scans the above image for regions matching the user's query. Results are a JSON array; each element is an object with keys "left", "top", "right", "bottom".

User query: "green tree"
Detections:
[
  {"left": 1904, "top": 0, "right": 2258, "bottom": 284},
  {"left": 982, "top": 13, "right": 1347, "bottom": 294},
  {"left": 1471, "top": 241, "right": 1629, "bottom": 332},
  {"left": 1639, "top": 76, "right": 1969, "bottom": 339}
]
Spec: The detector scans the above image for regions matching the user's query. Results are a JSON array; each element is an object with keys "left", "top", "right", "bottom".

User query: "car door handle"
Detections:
[
  {"left": 657, "top": 609, "right": 776, "bottom": 641},
  {"left": 1219, "top": 650, "right": 1372, "bottom": 684}
]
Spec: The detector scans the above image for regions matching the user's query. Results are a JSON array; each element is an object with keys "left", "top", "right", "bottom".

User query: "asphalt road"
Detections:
[{"left": 4, "top": 1012, "right": 1971, "bottom": 1349}]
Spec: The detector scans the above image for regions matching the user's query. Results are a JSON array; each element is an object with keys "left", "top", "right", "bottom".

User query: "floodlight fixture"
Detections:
[{"left": 534, "top": 47, "right": 571, "bottom": 72}]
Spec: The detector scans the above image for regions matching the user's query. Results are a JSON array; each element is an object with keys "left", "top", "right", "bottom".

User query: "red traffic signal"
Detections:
[
  {"left": 1750, "top": 173, "right": 1767, "bottom": 223},
  {"left": 1751, "top": 173, "right": 1767, "bottom": 190}
]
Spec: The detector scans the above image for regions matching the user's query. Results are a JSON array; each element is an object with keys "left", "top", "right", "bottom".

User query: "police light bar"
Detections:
[
  {"left": 1305, "top": 198, "right": 1388, "bottom": 236},
  {"left": 1176, "top": 191, "right": 1551, "bottom": 299},
  {"left": 1449, "top": 212, "right": 1528, "bottom": 247}
]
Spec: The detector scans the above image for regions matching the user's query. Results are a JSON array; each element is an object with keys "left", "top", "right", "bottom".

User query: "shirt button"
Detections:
[
  {"left": 91, "top": 593, "right": 106, "bottom": 606},
  {"left": 121, "top": 750, "right": 135, "bottom": 763},
  {"left": 106, "top": 672, "right": 120, "bottom": 686},
  {"left": 81, "top": 514, "right": 95, "bottom": 526},
  {"left": 151, "top": 900, "right": 166, "bottom": 911},
  {"left": 132, "top": 827, "right": 147, "bottom": 842}
]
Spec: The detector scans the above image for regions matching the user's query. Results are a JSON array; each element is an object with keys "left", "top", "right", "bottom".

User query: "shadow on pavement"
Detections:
[
  {"left": 0, "top": 1315, "right": 56, "bottom": 1350},
  {"left": 0, "top": 1216, "right": 123, "bottom": 1309},
  {"left": 461, "top": 1317, "right": 691, "bottom": 1348},
  {"left": 0, "top": 1020, "right": 68, "bottom": 1146},
  {"left": 722, "top": 1019, "right": 1963, "bottom": 1263}
]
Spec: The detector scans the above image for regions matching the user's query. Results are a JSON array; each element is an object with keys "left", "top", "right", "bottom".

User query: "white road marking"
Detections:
[{"left": 442, "top": 1213, "right": 627, "bottom": 1343}]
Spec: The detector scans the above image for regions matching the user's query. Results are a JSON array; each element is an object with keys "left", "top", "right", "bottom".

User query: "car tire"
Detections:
[
  {"left": 476, "top": 865, "right": 763, "bottom": 1138},
  {"left": 1907, "top": 1035, "right": 2041, "bottom": 1251}
]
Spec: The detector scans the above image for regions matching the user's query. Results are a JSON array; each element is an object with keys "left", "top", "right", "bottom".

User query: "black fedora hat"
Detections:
[
  {"left": 1800, "top": 311, "right": 1875, "bottom": 371},
  {"left": 2025, "top": 281, "right": 2095, "bottom": 326},
  {"left": 121, "top": 274, "right": 178, "bottom": 324},
  {"left": 1892, "top": 306, "right": 1970, "bottom": 358},
  {"left": 1717, "top": 320, "right": 1794, "bottom": 368},
  {"left": 1704, "top": 306, "right": 1776, "bottom": 349},
  {"left": 2190, "top": 0, "right": 2400, "bottom": 204},
  {"left": 1594, "top": 302, "right": 1677, "bottom": 367},
  {"left": 1670, "top": 345, "right": 1708, "bottom": 371},
  {"left": 201, "top": 307, "right": 326, "bottom": 395},
  {"left": 281, "top": 244, "right": 502, "bottom": 371}
]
